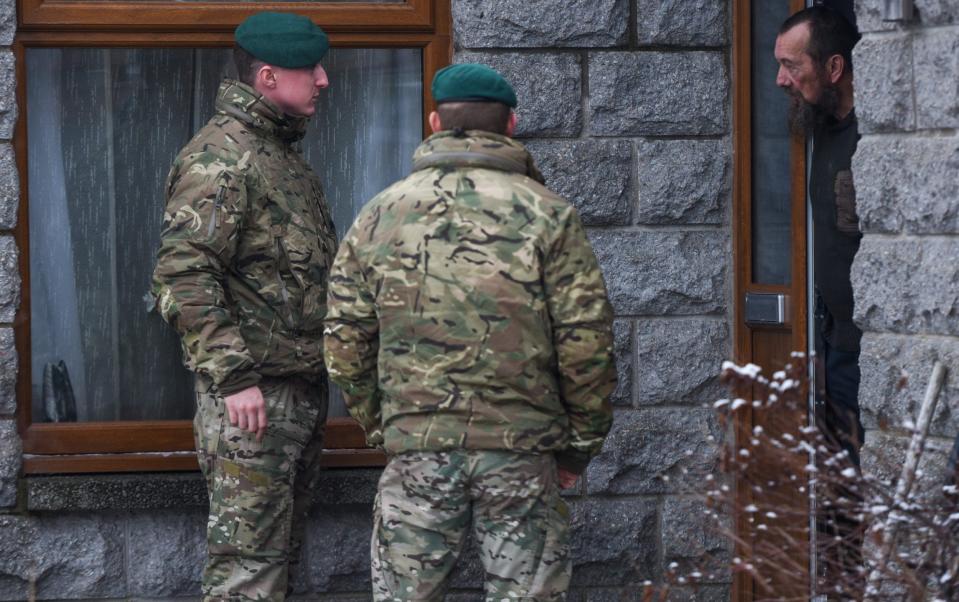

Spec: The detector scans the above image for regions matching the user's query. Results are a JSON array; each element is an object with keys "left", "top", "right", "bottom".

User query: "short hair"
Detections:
[
  {"left": 436, "top": 101, "right": 512, "bottom": 135},
  {"left": 780, "top": 6, "right": 861, "bottom": 74},
  {"left": 233, "top": 44, "right": 266, "bottom": 87}
]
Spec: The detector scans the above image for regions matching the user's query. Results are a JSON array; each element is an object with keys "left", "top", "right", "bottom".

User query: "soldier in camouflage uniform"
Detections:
[
  {"left": 151, "top": 13, "right": 337, "bottom": 601},
  {"left": 324, "top": 64, "right": 616, "bottom": 601}
]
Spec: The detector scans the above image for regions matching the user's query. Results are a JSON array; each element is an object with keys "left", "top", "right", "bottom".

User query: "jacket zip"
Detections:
[
  {"left": 274, "top": 236, "right": 297, "bottom": 328},
  {"left": 206, "top": 186, "right": 226, "bottom": 238}
]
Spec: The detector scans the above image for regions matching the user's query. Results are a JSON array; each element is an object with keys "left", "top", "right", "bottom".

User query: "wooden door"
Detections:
[{"left": 732, "top": 0, "right": 811, "bottom": 599}]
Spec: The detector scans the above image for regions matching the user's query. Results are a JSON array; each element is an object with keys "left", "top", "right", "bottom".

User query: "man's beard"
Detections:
[{"left": 787, "top": 83, "right": 840, "bottom": 136}]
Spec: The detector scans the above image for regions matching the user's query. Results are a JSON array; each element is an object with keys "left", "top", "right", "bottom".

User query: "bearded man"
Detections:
[{"left": 775, "top": 4, "right": 863, "bottom": 594}]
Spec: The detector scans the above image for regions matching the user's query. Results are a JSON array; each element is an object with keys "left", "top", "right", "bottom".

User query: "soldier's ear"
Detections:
[
  {"left": 505, "top": 111, "right": 517, "bottom": 137},
  {"left": 428, "top": 111, "right": 442, "bottom": 134},
  {"left": 255, "top": 64, "right": 278, "bottom": 90}
]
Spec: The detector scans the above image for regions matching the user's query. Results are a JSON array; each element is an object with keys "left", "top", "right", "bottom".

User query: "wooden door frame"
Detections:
[{"left": 731, "top": 0, "right": 809, "bottom": 598}]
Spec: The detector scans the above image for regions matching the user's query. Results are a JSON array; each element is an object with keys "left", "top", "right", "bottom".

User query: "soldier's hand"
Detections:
[
  {"left": 224, "top": 386, "right": 268, "bottom": 442},
  {"left": 557, "top": 468, "right": 579, "bottom": 489}
]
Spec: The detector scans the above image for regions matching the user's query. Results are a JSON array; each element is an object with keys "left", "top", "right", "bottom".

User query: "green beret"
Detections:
[
  {"left": 432, "top": 63, "right": 518, "bottom": 108},
  {"left": 235, "top": 12, "right": 329, "bottom": 69}
]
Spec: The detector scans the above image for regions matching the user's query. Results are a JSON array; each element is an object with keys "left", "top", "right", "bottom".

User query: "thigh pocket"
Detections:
[
  {"left": 207, "top": 457, "right": 291, "bottom": 558},
  {"left": 193, "top": 381, "right": 222, "bottom": 478},
  {"left": 218, "top": 380, "right": 320, "bottom": 474},
  {"left": 525, "top": 491, "right": 571, "bottom": 600}
]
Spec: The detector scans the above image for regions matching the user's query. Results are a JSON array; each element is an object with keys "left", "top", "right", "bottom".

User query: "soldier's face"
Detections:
[{"left": 270, "top": 63, "right": 329, "bottom": 118}]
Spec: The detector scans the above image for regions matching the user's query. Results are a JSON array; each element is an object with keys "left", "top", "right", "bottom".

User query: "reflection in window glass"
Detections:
[
  {"left": 27, "top": 47, "right": 422, "bottom": 422},
  {"left": 751, "top": 1, "right": 793, "bottom": 285}
]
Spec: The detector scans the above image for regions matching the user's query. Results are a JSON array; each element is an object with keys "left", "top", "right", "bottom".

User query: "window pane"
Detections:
[
  {"left": 27, "top": 46, "right": 422, "bottom": 422},
  {"left": 751, "top": 1, "right": 794, "bottom": 285}
]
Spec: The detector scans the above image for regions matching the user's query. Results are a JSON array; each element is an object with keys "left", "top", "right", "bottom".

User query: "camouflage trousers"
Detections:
[
  {"left": 194, "top": 374, "right": 328, "bottom": 601},
  {"left": 372, "top": 450, "right": 571, "bottom": 602}
]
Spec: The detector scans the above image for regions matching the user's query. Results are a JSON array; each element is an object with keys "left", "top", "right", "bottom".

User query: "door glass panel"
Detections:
[
  {"left": 751, "top": 1, "right": 794, "bottom": 285},
  {"left": 27, "top": 46, "right": 422, "bottom": 422}
]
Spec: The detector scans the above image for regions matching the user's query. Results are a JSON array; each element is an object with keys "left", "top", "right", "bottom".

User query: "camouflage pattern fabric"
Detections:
[
  {"left": 195, "top": 374, "right": 328, "bottom": 601},
  {"left": 153, "top": 79, "right": 338, "bottom": 396},
  {"left": 372, "top": 450, "right": 570, "bottom": 601},
  {"left": 324, "top": 130, "right": 616, "bottom": 473}
]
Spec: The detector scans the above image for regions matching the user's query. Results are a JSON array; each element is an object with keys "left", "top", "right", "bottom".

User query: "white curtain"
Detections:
[{"left": 27, "top": 46, "right": 422, "bottom": 421}]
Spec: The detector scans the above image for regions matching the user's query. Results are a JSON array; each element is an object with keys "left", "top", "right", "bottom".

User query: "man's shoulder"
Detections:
[{"left": 173, "top": 116, "right": 259, "bottom": 179}]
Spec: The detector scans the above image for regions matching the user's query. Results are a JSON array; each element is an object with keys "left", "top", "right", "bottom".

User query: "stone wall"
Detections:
[
  {"left": 0, "top": 0, "right": 734, "bottom": 599},
  {"left": 852, "top": 0, "right": 959, "bottom": 498}
]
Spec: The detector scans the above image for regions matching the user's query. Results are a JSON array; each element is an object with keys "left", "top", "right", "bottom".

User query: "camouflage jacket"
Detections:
[
  {"left": 324, "top": 130, "right": 615, "bottom": 472},
  {"left": 153, "top": 80, "right": 337, "bottom": 396}
]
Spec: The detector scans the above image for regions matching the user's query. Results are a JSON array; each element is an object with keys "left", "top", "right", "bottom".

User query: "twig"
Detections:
[{"left": 864, "top": 361, "right": 947, "bottom": 600}]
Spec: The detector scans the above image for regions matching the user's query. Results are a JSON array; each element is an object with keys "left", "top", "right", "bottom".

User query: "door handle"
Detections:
[{"left": 744, "top": 293, "right": 788, "bottom": 326}]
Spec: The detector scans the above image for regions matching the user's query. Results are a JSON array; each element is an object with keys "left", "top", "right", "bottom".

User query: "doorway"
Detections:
[{"left": 732, "top": 0, "right": 810, "bottom": 598}]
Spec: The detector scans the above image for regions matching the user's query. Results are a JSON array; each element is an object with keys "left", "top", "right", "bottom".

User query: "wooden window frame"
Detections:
[{"left": 14, "top": 0, "right": 451, "bottom": 474}]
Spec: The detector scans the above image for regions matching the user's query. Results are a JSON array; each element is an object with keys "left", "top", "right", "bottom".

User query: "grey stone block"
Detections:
[
  {"left": 586, "top": 408, "right": 721, "bottom": 495},
  {"left": 856, "top": 0, "right": 956, "bottom": 31},
  {"left": 0, "top": 328, "right": 14, "bottom": 416},
  {"left": 26, "top": 468, "right": 381, "bottom": 511},
  {"left": 0, "top": 0, "right": 13, "bottom": 47},
  {"left": 589, "top": 52, "right": 728, "bottom": 136},
  {"left": 852, "top": 238, "right": 959, "bottom": 336},
  {"left": 311, "top": 468, "right": 380, "bottom": 505},
  {"left": 861, "top": 429, "right": 956, "bottom": 500},
  {"left": 452, "top": 0, "right": 629, "bottom": 48},
  {"left": 611, "top": 319, "right": 633, "bottom": 407},
  {"left": 914, "top": 0, "right": 959, "bottom": 26},
  {"left": 454, "top": 52, "right": 582, "bottom": 137},
  {"left": 305, "top": 504, "right": 373, "bottom": 592},
  {"left": 0, "top": 144, "right": 17, "bottom": 230},
  {"left": 859, "top": 333, "right": 959, "bottom": 438},
  {"left": 448, "top": 536, "right": 484, "bottom": 589},
  {"left": 570, "top": 498, "right": 657, "bottom": 585},
  {"left": 0, "top": 420, "right": 18, "bottom": 507},
  {"left": 0, "top": 513, "right": 125, "bottom": 599},
  {"left": 636, "top": 0, "right": 728, "bottom": 46},
  {"left": 445, "top": 592, "right": 486, "bottom": 602},
  {"left": 589, "top": 230, "right": 727, "bottom": 316},
  {"left": 0, "top": 52, "right": 14, "bottom": 141},
  {"left": 636, "top": 318, "right": 729, "bottom": 405},
  {"left": 126, "top": 509, "right": 205, "bottom": 597},
  {"left": 852, "top": 135, "right": 959, "bottom": 234},
  {"left": 27, "top": 473, "right": 207, "bottom": 511},
  {"left": 636, "top": 139, "right": 729, "bottom": 225},
  {"left": 661, "top": 585, "right": 732, "bottom": 602},
  {"left": 525, "top": 139, "right": 633, "bottom": 226},
  {"left": 853, "top": 35, "right": 915, "bottom": 133},
  {"left": 662, "top": 497, "right": 731, "bottom": 581},
  {"left": 0, "top": 236, "right": 17, "bottom": 322},
  {"left": 914, "top": 28, "right": 959, "bottom": 130}
]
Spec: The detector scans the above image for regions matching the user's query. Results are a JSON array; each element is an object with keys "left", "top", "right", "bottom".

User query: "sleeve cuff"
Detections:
[
  {"left": 216, "top": 370, "right": 262, "bottom": 396},
  {"left": 366, "top": 428, "right": 385, "bottom": 449}
]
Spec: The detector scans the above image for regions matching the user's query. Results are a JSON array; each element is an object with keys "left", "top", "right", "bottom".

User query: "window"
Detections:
[{"left": 15, "top": 0, "right": 451, "bottom": 473}]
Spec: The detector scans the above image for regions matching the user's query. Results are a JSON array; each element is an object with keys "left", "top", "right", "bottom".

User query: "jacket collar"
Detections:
[
  {"left": 412, "top": 130, "right": 545, "bottom": 184},
  {"left": 215, "top": 79, "right": 308, "bottom": 144}
]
